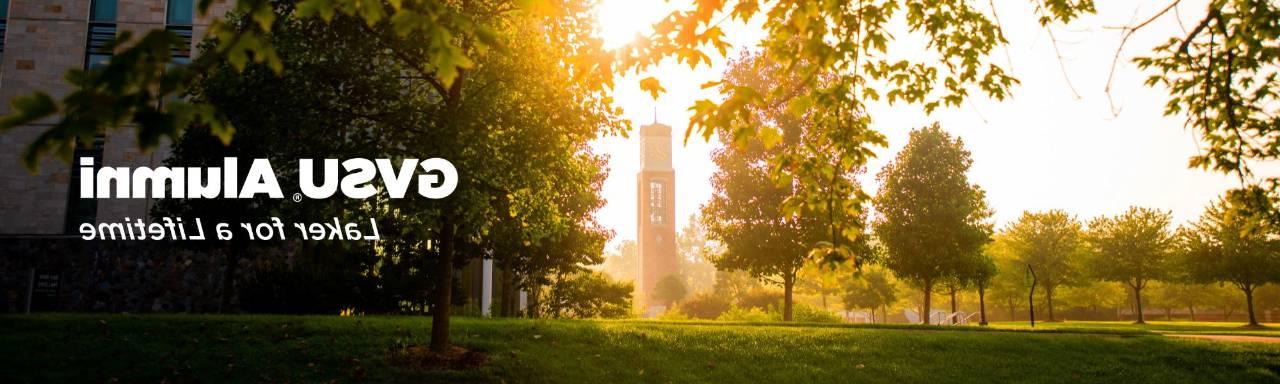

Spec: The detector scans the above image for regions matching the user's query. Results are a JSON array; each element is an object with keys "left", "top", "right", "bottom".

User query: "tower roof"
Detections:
[{"left": 640, "top": 122, "right": 671, "bottom": 137}]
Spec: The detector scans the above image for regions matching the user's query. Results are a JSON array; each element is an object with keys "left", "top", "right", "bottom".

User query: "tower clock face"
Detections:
[
  {"left": 642, "top": 139, "right": 672, "bottom": 169},
  {"left": 654, "top": 143, "right": 669, "bottom": 162}
]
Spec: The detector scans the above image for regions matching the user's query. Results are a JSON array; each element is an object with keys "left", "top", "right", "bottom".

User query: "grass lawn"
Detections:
[
  {"left": 2, "top": 314, "right": 1279, "bottom": 383},
  {"left": 989, "top": 320, "right": 1280, "bottom": 338}
]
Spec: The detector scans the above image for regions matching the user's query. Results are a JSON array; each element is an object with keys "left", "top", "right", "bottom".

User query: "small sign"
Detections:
[{"left": 30, "top": 272, "right": 60, "bottom": 311}]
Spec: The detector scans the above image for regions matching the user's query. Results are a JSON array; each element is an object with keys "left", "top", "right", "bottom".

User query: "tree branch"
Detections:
[{"left": 1104, "top": 1, "right": 1182, "bottom": 116}]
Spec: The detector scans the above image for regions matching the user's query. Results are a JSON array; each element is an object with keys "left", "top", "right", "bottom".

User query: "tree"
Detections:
[
  {"left": 1151, "top": 283, "right": 1214, "bottom": 322},
  {"left": 157, "top": 3, "right": 418, "bottom": 315},
  {"left": 651, "top": 275, "right": 689, "bottom": 306},
  {"left": 1180, "top": 195, "right": 1280, "bottom": 327},
  {"left": 712, "top": 269, "right": 763, "bottom": 304},
  {"left": 970, "top": 254, "right": 998, "bottom": 326},
  {"left": 937, "top": 252, "right": 996, "bottom": 325},
  {"left": 840, "top": 267, "right": 898, "bottom": 323},
  {"left": 873, "top": 124, "right": 992, "bottom": 324},
  {"left": 600, "top": 241, "right": 638, "bottom": 284},
  {"left": 1254, "top": 284, "right": 1280, "bottom": 317},
  {"left": 1058, "top": 281, "right": 1126, "bottom": 319},
  {"left": 187, "top": 3, "right": 616, "bottom": 352},
  {"left": 1084, "top": 207, "right": 1175, "bottom": 324},
  {"left": 677, "top": 214, "right": 719, "bottom": 295},
  {"left": 1004, "top": 210, "right": 1084, "bottom": 322},
  {"left": 621, "top": 0, "right": 1094, "bottom": 265},
  {"left": 987, "top": 235, "right": 1029, "bottom": 322},
  {"left": 1128, "top": 3, "right": 1280, "bottom": 219},
  {"left": 797, "top": 261, "right": 850, "bottom": 310},
  {"left": 701, "top": 52, "right": 857, "bottom": 322}
]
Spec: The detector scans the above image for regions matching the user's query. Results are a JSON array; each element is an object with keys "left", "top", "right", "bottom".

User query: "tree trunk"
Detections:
[
  {"left": 882, "top": 304, "right": 888, "bottom": 323},
  {"left": 921, "top": 280, "right": 933, "bottom": 325},
  {"left": 1245, "top": 286, "right": 1259, "bottom": 326},
  {"left": 527, "top": 283, "right": 541, "bottom": 318},
  {"left": 1133, "top": 285, "right": 1146, "bottom": 324},
  {"left": 821, "top": 292, "right": 828, "bottom": 310},
  {"left": 782, "top": 273, "right": 795, "bottom": 321},
  {"left": 500, "top": 265, "right": 514, "bottom": 317},
  {"left": 1008, "top": 298, "right": 1016, "bottom": 322},
  {"left": 949, "top": 287, "right": 958, "bottom": 325},
  {"left": 978, "top": 284, "right": 988, "bottom": 326},
  {"left": 218, "top": 243, "right": 243, "bottom": 313},
  {"left": 429, "top": 223, "right": 456, "bottom": 353},
  {"left": 1188, "top": 305, "right": 1196, "bottom": 321},
  {"left": 1046, "top": 286, "right": 1056, "bottom": 322},
  {"left": 1164, "top": 308, "right": 1171, "bottom": 321}
]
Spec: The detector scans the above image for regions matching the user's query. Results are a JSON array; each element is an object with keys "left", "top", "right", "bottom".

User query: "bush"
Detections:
[
  {"left": 657, "top": 306, "right": 690, "bottom": 321},
  {"left": 540, "top": 271, "right": 634, "bottom": 319},
  {"left": 652, "top": 275, "right": 689, "bottom": 305},
  {"left": 679, "top": 293, "right": 732, "bottom": 319},
  {"left": 717, "top": 305, "right": 775, "bottom": 322},
  {"left": 738, "top": 289, "right": 783, "bottom": 310},
  {"left": 792, "top": 304, "right": 842, "bottom": 323}
]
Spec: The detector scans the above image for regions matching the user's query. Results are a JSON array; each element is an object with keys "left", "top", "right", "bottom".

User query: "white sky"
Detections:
[{"left": 589, "top": 0, "right": 1276, "bottom": 248}]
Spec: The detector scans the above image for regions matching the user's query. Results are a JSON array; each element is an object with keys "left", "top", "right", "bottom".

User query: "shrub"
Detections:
[
  {"left": 738, "top": 289, "right": 783, "bottom": 310},
  {"left": 792, "top": 304, "right": 842, "bottom": 323},
  {"left": 717, "top": 305, "right": 775, "bottom": 322},
  {"left": 657, "top": 306, "right": 690, "bottom": 321},
  {"left": 652, "top": 275, "right": 689, "bottom": 305},
  {"left": 540, "top": 271, "right": 633, "bottom": 319},
  {"left": 679, "top": 293, "right": 732, "bottom": 319}
]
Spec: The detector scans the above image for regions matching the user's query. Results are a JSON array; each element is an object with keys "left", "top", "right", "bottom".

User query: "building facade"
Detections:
[
  {"left": 636, "top": 121, "right": 677, "bottom": 308},
  {"left": 0, "top": 1, "right": 521, "bottom": 316},
  {"left": 0, "top": 0, "right": 231, "bottom": 235}
]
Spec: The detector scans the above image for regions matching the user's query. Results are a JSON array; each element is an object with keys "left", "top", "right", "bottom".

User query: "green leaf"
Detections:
[
  {"left": 296, "top": 0, "right": 337, "bottom": 22},
  {"left": 0, "top": 93, "right": 58, "bottom": 131}
]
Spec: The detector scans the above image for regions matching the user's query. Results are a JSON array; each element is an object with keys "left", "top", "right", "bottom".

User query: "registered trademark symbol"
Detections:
[{"left": 292, "top": 193, "right": 302, "bottom": 203}]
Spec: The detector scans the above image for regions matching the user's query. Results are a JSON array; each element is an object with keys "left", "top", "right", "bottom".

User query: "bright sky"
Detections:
[{"left": 589, "top": 0, "right": 1276, "bottom": 248}]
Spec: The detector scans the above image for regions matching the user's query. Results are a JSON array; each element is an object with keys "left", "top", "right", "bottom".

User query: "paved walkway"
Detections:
[{"left": 1166, "top": 334, "right": 1280, "bottom": 344}]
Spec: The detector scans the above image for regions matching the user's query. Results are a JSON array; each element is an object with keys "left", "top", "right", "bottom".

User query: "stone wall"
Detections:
[{"left": 0, "top": 238, "right": 231, "bottom": 313}]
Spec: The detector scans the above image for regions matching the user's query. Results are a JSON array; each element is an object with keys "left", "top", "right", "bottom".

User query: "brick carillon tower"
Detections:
[{"left": 637, "top": 121, "right": 678, "bottom": 309}]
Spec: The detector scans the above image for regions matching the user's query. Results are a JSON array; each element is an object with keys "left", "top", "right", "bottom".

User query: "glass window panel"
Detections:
[
  {"left": 167, "top": 0, "right": 193, "bottom": 25},
  {"left": 167, "top": 26, "right": 192, "bottom": 58},
  {"left": 64, "top": 136, "right": 105, "bottom": 234},
  {"left": 85, "top": 24, "right": 116, "bottom": 69},
  {"left": 90, "top": 0, "right": 117, "bottom": 22}
]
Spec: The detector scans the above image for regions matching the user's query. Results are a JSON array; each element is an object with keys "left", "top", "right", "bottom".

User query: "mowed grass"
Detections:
[
  {"left": 2, "top": 315, "right": 1279, "bottom": 383},
  {"left": 989, "top": 320, "right": 1280, "bottom": 338}
]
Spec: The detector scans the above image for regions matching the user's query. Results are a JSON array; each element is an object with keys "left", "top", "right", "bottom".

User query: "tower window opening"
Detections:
[{"left": 649, "top": 181, "right": 664, "bottom": 224}]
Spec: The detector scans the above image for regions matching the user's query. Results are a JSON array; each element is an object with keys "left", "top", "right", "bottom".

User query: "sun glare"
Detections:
[{"left": 594, "top": 0, "right": 668, "bottom": 49}]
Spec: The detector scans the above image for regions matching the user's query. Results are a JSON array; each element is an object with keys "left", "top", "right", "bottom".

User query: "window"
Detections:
[
  {"left": 167, "top": 0, "right": 194, "bottom": 25},
  {"left": 648, "top": 181, "right": 664, "bottom": 224},
  {"left": 90, "top": 0, "right": 117, "bottom": 22},
  {"left": 85, "top": 23, "right": 115, "bottom": 70},
  {"left": 64, "top": 137, "right": 104, "bottom": 234},
  {"left": 86, "top": 0, "right": 118, "bottom": 69},
  {"left": 67, "top": 0, "right": 115, "bottom": 233},
  {"left": 167, "top": 26, "right": 192, "bottom": 64},
  {"left": 167, "top": 0, "right": 194, "bottom": 64},
  {"left": 0, "top": 0, "right": 9, "bottom": 67}
]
